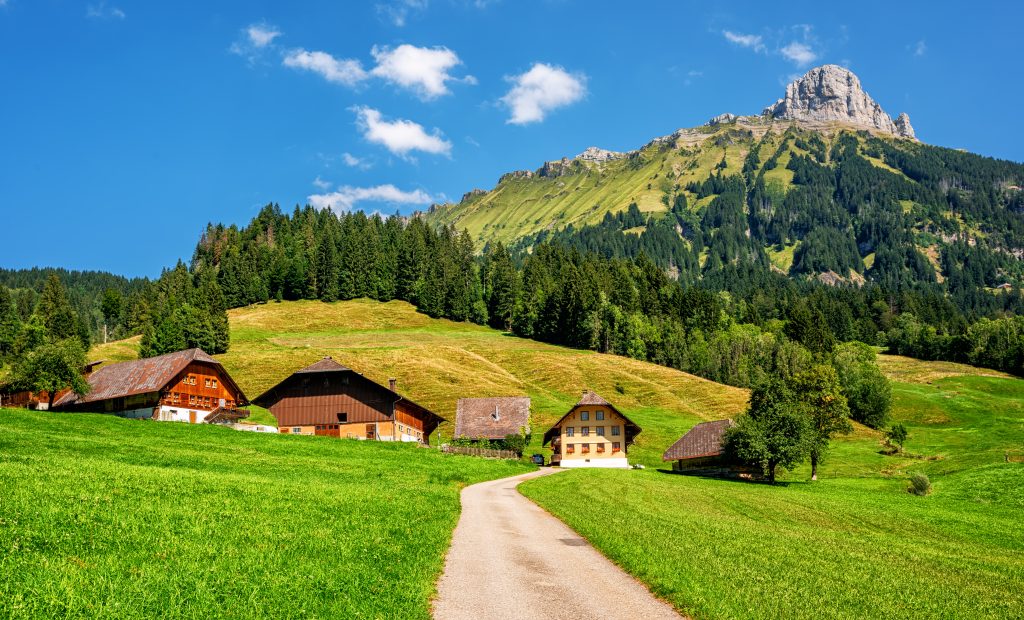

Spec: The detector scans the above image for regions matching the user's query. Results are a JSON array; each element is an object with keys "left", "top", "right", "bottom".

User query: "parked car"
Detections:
[{"left": 531, "top": 453, "right": 545, "bottom": 466}]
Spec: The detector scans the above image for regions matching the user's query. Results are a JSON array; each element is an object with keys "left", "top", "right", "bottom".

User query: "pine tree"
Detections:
[{"left": 36, "top": 274, "right": 80, "bottom": 344}]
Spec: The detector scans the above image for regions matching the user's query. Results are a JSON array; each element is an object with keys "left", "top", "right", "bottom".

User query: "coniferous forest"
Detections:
[{"left": 2, "top": 130, "right": 1023, "bottom": 397}]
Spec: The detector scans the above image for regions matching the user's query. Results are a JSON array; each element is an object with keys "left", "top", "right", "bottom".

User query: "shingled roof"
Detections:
[
  {"left": 454, "top": 397, "right": 530, "bottom": 440},
  {"left": 662, "top": 419, "right": 735, "bottom": 462},
  {"left": 294, "top": 357, "right": 352, "bottom": 373},
  {"left": 54, "top": 348, "right": 246, "bottom": 408}
]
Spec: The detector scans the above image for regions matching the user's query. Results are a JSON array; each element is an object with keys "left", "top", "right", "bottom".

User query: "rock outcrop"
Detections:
[
  {"left": 575, "top": 146, "right": 626, "bottom": 162},
  {"left": 706, "top": 113, "right": 737, "bottom": 126},
  {"left": 763, "top": 65, "right": 915, "bottom": 139},
  {"left": 498, "top": 170, "right": 534, "bottom": 184}
]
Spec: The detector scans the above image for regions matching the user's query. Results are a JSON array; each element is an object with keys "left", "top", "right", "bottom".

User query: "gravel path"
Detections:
[{"left": 433, "top": 468, "right": 684, "bottom": 620}]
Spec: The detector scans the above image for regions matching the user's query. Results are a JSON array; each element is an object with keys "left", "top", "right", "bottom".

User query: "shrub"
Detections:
[
  {"left": 886, "top": 423, "right": 908, "bottom": 451},
  {"left": 909, "top": 472, "right": 932, "bottom": 496}
]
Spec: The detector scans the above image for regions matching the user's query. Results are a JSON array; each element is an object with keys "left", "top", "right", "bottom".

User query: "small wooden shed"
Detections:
[{"left": 662, "top": 419, "right": 735, "bottom": 473}]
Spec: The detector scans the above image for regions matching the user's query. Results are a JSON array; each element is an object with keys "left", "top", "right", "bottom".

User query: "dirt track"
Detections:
[{"left": 433, "top": 468, "right": 683, "bottom": 620}]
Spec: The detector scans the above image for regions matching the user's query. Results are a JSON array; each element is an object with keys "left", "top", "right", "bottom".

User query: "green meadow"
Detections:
[
  {"left": 0, "top": 410, "right": 531, "bottom": 619},
  {"left": 521, "top": 366, "right": 1024, "bottom": 619}
]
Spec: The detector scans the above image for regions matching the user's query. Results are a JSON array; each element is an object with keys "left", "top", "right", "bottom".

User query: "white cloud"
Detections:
[
  {"left": 247, "top": 24, "right": 281, "bottom": 48},
  {"left": 308, "top": 184, "right": 434, "bottom": 212},
  {"left": 913, "top": 40, "right": 927, "bottom": 57},
  {"left": 312, "top": 176, "right": 332, "bottom": 190},
  {"left": 370, "top": 44, "right": 471, "bottom": 100},
  {"left": 780, "top": 41, "right": 817, "bottom": 66},
  {"left": 376, "top": 0, "right": 428, "bottom": 27},
  {"left": 283, "top": 49, "right": 368, "bottom": 86},
  {"left": 723, "top": 30, "right": 765, "bottom": 52},
  {"left": 341, "top": 152, "right": 374, "bottom": 170},
  {"left": 86, "top": 2, "right": 125, "bottom": 19},
  {"left": 354, "top": 106, "right": 452, "bottom": 158},
  {"left": 501, "top": 63, "right": 587, "bottom": 125}
]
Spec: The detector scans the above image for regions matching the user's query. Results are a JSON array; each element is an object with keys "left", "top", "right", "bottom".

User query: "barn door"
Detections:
[
  {"left": 189, "top": 411, "right": 197, "bottom": 424},
  {"left": 366, "top": 424, "right": 376, "bottom": 440}
]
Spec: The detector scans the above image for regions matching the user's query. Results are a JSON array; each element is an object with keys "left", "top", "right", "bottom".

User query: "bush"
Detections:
[
  {"left": 886, "top": 423, "right": 908, "bottom": 451},
  {"left": 909, "top": 472, "right": 932, "bottom": 496}
]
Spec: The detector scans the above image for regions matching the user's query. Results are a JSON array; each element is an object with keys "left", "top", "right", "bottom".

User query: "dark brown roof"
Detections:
[
  {"left": 454, "top": 397, "right": 530, "bottom": 440},
  {"left": 53, "top": 348, "right": 246, "bottom": 408},
  {"left": 662, "top": 419, "right": 735, "bottom": 461},
  {"left": 252, "top": 358, "right": 445, "bottom": 426},
  {"left": 542, "top": 390, "right": 642, "bottom": 446},
  {"left": 295, "top": 357, "right": 352, "bottom": 373}
]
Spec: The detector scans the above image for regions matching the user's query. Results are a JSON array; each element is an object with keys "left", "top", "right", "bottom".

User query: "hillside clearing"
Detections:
[
  {"left": 0, "top": 410, "right": 531, "bottom": 619},
  {"left": 90, "top": 299, "right": 749, "bottom": 466}
]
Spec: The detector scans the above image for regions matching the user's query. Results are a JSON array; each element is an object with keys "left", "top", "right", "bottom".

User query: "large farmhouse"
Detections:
[
  {"left": 543, "top": 391, "right": 640, "bottom": 468},
  {"left": 454, "top": 396, "right": 531, "bottom": 441},
  {"left": 53, "top": 348, "right": 249, "bottom": 424},
  {"left": 252, "top": 357, "right": 444, "bottom": 444}
]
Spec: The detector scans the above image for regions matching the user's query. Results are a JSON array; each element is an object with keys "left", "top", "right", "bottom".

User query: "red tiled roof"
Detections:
[
  {"left": 53, "top": 348, "right": 245, "bottom": 408},
  {"left": 662, "top": 419, "right": 735, "bottom": 461},
  {"left": 454, "top": 397, "right": 530, "bottom": 440}
]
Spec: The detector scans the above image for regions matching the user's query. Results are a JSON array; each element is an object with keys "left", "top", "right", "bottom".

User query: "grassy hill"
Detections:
[
  {"left": 522, "top": 353, "right": 1024, "bottom": 619},
  {"left": 0, "top": 409, "right": 530, "bottom": 619},
  {"left": 90, "top": 299, "right": 750, "bottom": 466}
]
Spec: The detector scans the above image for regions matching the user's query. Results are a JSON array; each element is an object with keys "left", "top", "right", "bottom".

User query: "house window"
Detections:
[
  {"left": 292, "top": 427, "right": 301, "bottom": 434},
  {"left": 581, "top": 426, "right": 590, "bottom": 437},
  {"left": 337, "top": 412, "right": 348, "bottom": 423},
  {"left": 580, "top": 411, "right": 589, "bottom": 421},
  {"left": 613, "top": 442, "right": 621, "bottom": 452},
  {"left": 316, "top": 425, "right": 323, "bottom": 430},
  {"left": 596, "top": 426, "right": 605, "bottom": 436},
  {"left": 581, "top": 444, "right": 590, "bottom": 454},
  {"left": 597, "top": 444, "right": 605, "bottom": 453},
  {"left": 172, "top": 393, "right": 179, "bottom": 404},
  {"left": 565, "top": 427, "right": 574, "bottom": 437},
  {"left": 612, "top": 426, "right": 621, "bottom": 436},
  {"left": 211, "top": 379, "right": 217, "bottom": 389},
  {"left": 566, "top": 445, "right": 575, "bottom": 454},
  {"left": 204, "top": 378, "right": 211, "bottom": 388},
  {"left": 596, "top": 410, "right": 605, "bottom": 420},
  {"left": 189, "top": 395, "right": 195, "bottom": 405}
]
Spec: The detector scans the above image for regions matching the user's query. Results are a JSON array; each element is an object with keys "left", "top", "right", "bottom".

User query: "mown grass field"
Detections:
[
  {"left": 521, "top": 357, "right": 1024, "bottom": 619},
  {"left": 0, "top": 409, "right": 531, "bottom": 619},
  {"left": 89, "top": 298, "right": 749, "bottom": 466}
]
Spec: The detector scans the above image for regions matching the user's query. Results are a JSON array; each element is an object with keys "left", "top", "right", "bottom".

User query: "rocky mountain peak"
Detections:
[
  {"left": 763, "top": 64, "right": 915, "bottom": 139},
  {"left": 575, "top": 146, "right": 626, "bottom": 162}
]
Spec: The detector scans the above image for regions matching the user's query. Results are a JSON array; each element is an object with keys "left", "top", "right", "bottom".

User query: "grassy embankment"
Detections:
[
  {"left": 89, "top": 298, "right": 749, "bottom": 466},
  {"left": 521, "top": 356, "right": 1024, "bottom": 619},
  {"left": 0, "top": 409, "right": 531, "bottom": 618}
]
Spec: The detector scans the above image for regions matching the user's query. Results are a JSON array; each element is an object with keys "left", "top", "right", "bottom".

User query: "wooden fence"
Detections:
[{"left": 441, "top": 444, "right": 519, "bottom": 459}]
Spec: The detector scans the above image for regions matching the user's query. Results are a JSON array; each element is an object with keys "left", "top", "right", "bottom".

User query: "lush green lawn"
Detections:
[
  {"left": 521, "top": 370, "right": 1024, "bottom": 619},
  {"left": 0, "top": 409, "right": 531, "bottom": 619},
  {"left": 521, "top": 469, "right": 1023, "bottom": 619}
]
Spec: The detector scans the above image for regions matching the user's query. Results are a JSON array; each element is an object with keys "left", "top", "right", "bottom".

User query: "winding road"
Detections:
[{"left": 433, "top": 469, "right": 684, "bottom": 620}]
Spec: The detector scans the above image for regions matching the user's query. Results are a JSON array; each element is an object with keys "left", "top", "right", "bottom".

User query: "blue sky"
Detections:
[{"left": 2, "top": 0, "right": 1022, "bottom": 278}]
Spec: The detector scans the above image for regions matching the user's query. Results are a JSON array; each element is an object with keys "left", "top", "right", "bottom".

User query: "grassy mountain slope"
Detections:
[
  {"left": 426, "top": 121, "right": 889, "bottom": 247},
  {"left": 522, "top": 354, "right": 1024, "bottom": 619},
  {"left": 89, "top": 299, "right": 749, "bottom": 465}
]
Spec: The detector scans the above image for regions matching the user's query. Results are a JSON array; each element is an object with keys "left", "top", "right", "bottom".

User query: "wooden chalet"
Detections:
[
  {"left": 454, "top": 396, "right": 531, "bottom": 441},
  {"left": 663, "top": 419, "right": 738, "bottom": 474},
  {"left": 52, "top": 348, "right": 249, "bottom": 424},
  {"left": 543, "top": 391, "right": 641, "bottom": 468},
  {"left": 252, "top": 357, "right": 444, "bottom": 444}
]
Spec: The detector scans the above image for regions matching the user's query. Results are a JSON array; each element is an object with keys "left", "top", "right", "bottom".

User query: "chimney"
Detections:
[{"left": 389, "top": 378, "right": 397, "bottom": 392}]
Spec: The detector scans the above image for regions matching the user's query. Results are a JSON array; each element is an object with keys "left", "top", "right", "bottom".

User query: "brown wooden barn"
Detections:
[
  {"left": 252, "top": 357, "right": 444, "bottom": 444},
  {"left": 662, "top": 419, "right": 737, "bottom": 474},
  {"left": 52, "top": 348, "right": 249, "bottom": 424},
  {"left": 454, "top": 396, "right": 531, "bottom": 441}
]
